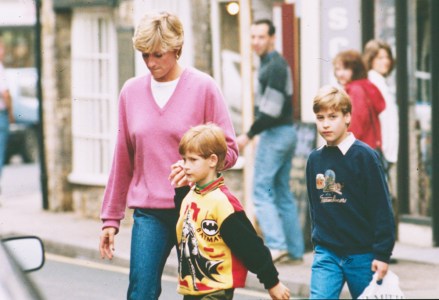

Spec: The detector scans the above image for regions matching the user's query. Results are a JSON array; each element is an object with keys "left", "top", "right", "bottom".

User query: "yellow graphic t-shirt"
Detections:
[{"left": 176, "top": 177, "right": 247, "bottom": 295}]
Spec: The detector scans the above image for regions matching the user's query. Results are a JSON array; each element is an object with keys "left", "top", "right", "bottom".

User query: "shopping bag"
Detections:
[{"left": 358, "top": 270, "right": 405, "bottom": 299}]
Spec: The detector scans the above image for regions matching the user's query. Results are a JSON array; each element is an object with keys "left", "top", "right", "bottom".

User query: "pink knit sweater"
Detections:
[{"left": 101, "top": 67, "right": 238, "bottom": 230}]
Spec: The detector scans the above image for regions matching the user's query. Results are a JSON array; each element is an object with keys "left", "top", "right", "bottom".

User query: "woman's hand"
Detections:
[
  {"left": 169, "top": 160, "right": 189, "bottom": 187},
  {"left": 99, "top": 227, "right": 117, "bottom": 260},
  {"left": 236, "top": 134, "right": 250, "bottom": 152}
]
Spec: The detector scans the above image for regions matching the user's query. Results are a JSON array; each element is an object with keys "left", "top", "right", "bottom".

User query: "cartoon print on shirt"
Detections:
[
  {"left": 321, "top": 169, "right": 343, "bottom": 194},
  {"left": 178, "top": 210, "right": 223, "bottom": 290},
  {"left": 201, "top": 219, "right": 219, "bottom": 236},
  {"left": 316, "top": 174, "right": 325, "bottom": 189},
  {"left": 316, "top": 169, "right": 347, "bottom": 203}
]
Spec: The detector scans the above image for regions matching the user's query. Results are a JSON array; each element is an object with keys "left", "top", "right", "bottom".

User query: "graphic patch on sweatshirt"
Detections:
[
  {"left": 178, "top": 210, "right": 223, "bottom": 291},
  {"left": 316, "top": 169, "right": 347, "bottom": 204}
]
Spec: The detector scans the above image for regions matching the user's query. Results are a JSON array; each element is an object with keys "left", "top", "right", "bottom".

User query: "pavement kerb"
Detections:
[
  {"left": 2, "top": 190, "right": 439, "bottom": 298},
  {"left": 0, "top": 229, "right": 310, "bottom": 298},
  {"left": 37, "top": 235, "right": 439, "bottom": 299},
  {"left": 38, "top": 237, "right": 309, "bottom": 297},
  {"left": 37, "top": 236, "right": 325, "bottom": 298},
  {"left": 14, "top": 232, "right": 438, "bottom": 299}
]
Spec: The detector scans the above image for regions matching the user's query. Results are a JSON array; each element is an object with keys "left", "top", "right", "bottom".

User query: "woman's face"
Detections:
[
  {"left": 371, "top": 48, "right": 392, "bottom": 76},
  {"left": 142, "top": 50, "right": 179, "bottom": 82},
  {"left": 333, "top": 61, "right": 353, "bottom": 86}
]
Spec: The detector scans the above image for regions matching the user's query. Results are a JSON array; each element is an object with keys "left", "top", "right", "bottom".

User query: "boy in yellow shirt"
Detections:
[{"left": 172, "top": 123, "right": 289, "bottom": 299}]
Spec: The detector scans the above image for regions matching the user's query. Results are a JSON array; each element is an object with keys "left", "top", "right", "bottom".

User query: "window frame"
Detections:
[{"left": 68, "top": 8, "right": 118, "bottom": 186}]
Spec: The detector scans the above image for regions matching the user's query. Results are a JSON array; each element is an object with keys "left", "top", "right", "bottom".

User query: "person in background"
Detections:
[
  {"left": 306, "top": 85, "right": 395, "bottom": 299},
  {"left": 363, "top": 40, "right": 399, "bottom": 241},
  {"left": 236, "top": 19, "right": 304, "bottom": 264},
  {"left": 332, "top": 49, "right": 386, "bottom": 152},
  {"left": 363, "top": 39, "right": 398, "bottom": 180},
  {"left": 173, "top": 123, "right": 290, "bottom": 300},
  {"left": 98, "top": 11, "right": 238, "bottom": 300},
  {"left": 0, "top": 35, "right": 14, "bottom": 193}
]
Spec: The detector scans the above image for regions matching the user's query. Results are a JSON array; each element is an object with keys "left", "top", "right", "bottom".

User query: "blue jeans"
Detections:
[
  {"left": 253, "top": 125, "right": 304, "bottom": 258},
  {"left": 128, "top": 208, "right": 178, "bottom": 300},
  {"left": 0, "top": 111, "right": 10, "bottom": 177},
  {"left": 310, "top": 245, "right": 374, "bottom": 299}
]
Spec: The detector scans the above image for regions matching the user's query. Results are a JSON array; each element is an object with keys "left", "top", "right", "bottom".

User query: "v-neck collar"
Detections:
[{"left": 146, "top": 67, "right": 187, "bottom": 114}]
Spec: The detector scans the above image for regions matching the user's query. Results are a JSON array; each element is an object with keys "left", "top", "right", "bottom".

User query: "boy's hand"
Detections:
[
  {"left": 268, "top": 282, "right": 290, "bottom": 299},
  {"left": 169, "top": 160, "right": 189, "bottom": 187},
  {"left": 371, "top": 259, "right": 389, "bottom": 281}
]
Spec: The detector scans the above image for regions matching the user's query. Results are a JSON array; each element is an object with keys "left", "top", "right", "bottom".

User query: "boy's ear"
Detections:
[
  {"left": 208, "top": 154, "right": 219, "bottom": 168},
  {"left": 344, "top": 112, "right": 352, "bottom": 127}
]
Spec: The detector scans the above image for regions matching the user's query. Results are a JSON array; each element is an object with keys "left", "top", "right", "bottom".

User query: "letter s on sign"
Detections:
[{"left": 328, "top": 7, "right": 348, "bottom": 30}]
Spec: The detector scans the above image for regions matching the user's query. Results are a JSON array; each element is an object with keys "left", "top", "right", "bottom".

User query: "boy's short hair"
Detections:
[
  {"left": 133, "top": 11, "right": 184, "bottom": 57},
  {"left": 179, "top": 123, "right": 227, "bottom": 171},
  {"left": 313, "top": 85, "right": 352, "bottom": 115}
]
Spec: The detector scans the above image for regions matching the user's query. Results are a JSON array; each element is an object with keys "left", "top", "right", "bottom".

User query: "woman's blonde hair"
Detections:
[
  {"left": 132, "top": 11, "right": 184, "bottom": 57},
  {"left": 313, "top": 85, "right": 352, "bottom": 115},
  {"left": 179, "top": 123, "right": 228, "bottom": 171}
]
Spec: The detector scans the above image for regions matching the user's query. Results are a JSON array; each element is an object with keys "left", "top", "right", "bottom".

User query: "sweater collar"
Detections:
[
  {"left": 335, "top": 132, "right": 356, "bottom": 155},
  {"left": 194, "top": 175, "right": 224, "bottom": 195},
  {"left": 323, "top": 132, "right": 356, "bottom": 155}
]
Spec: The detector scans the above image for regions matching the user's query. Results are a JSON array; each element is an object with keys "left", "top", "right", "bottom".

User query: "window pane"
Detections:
[
  {"left": 70, "top": 9, "right": 117, "bottom": 185},
  {"left": 413, "top": 0, "right": 431, "bottom": 217}
]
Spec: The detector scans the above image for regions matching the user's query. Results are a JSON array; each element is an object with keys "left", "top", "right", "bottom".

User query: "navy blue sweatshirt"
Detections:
[{"left": 306, "top": 138, "right": 395, "bottom": 263}]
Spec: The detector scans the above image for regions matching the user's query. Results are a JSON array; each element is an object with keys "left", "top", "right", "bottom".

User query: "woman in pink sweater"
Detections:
[{"left": 98, "top": 11, "right": 238, "bottom": 300}]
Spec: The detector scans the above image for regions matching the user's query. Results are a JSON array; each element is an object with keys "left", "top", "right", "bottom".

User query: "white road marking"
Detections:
[{"left": 45, "top": 253, "right": 280, "bottom": 298}]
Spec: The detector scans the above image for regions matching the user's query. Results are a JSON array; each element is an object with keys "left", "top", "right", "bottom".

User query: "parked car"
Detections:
[
  {"left": 4, "top": 68, "right": 39, "bottom": 164},
  {"left": 0, "top": 235, "right": 45, "bottom": 299}
]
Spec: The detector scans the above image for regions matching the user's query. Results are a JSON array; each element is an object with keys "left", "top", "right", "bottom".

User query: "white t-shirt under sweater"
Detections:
[{"left": 151, "top": 76, "right": 180, "bottom": 108}]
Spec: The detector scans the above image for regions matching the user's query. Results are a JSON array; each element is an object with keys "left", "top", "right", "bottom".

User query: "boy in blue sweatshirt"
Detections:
[{"left": 306, "top": 85, "right": 395, "bottom": 299}]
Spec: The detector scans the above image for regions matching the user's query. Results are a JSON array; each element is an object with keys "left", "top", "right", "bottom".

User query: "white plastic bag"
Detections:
[{"left": 358, "top": 270, "right": 405, "bottom": 299}]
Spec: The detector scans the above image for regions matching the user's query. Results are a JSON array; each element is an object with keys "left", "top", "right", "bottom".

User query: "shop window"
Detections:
[
  {"left": 410, "top": 0, "right": 431, "bottom": 217},
  {"left": 68, "top": 8, "right": 118, "bottom": 185}
]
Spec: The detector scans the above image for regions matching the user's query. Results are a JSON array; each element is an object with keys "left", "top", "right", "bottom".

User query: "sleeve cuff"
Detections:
[
  {"left": 246, "top": 131, "right": 255, "bottom": 139},
  {"left": 102, "top": 219, "right": 121, "bottom": 234}
]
